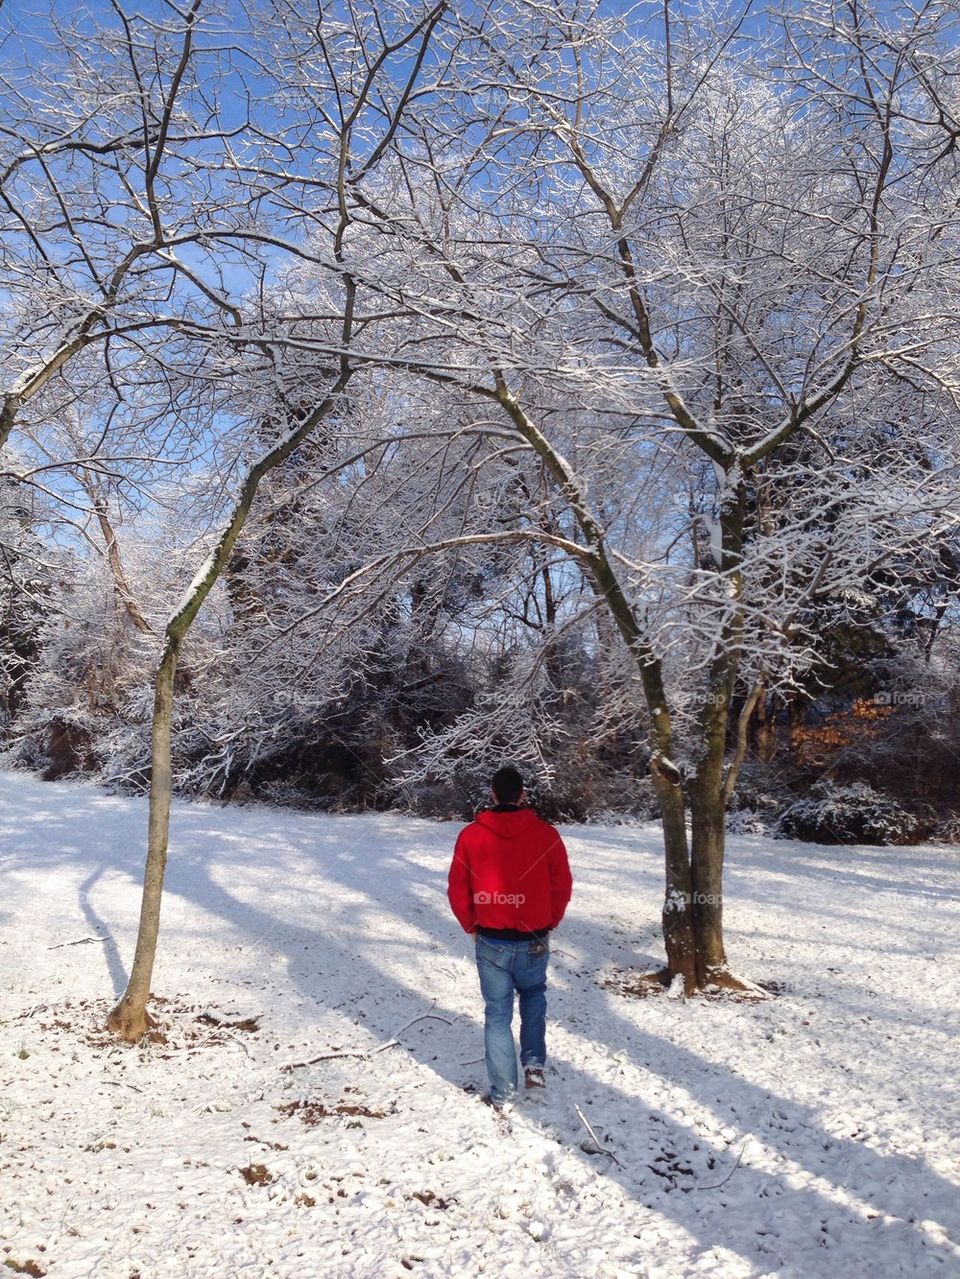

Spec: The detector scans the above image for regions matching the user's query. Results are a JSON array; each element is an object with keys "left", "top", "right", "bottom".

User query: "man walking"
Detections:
[{"left": 447, "top": 766, "right": 573, "bottom": 1111}]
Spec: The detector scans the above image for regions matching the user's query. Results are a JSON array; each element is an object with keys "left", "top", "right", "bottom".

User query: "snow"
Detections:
[{"left": 1, "top": 769, "right": 959, "bottom": 1279}]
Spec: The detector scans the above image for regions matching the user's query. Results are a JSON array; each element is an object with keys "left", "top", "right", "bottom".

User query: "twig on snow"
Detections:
[
  {"left": 689, "top": 1138, "right": 751, "bottom": 1191},
  {"left": 283, "top": 1046, "right": 390, "bottom": 1070},
  {"left": 188, "top": 1029, "right": 254, "bottom": 1059},
  {"left": 282, "top": 1009, "right": 459, "bottom": 1073},
  {"left": 47, "top": 936, "right": 108, "bottom": 950},
  {"left": 574, "top": 1103, "right": 623, "bottom": 1168},
  {"left": 391, "top": 1009, "right": 459, "bottom": 1037},
  {"left": 13, "top": 1004, "right": 50, "bottom": 1020}
]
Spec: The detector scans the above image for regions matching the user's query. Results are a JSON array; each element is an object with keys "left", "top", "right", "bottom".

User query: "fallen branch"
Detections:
[
  {"left": 392, "top": 1010, "right": 459, "bottom": 1036},
  {"left": 13, "top": 1004, "right": 50, "bottom": 1020},
  {"left": 282, "top": 1045, "right": 393, "bottom": 1070},
  {"left": 282, "top": 1010, "right": 459, "bottom": 1073},
  {"left": 188, "top": 1028, "right": 254, "bottom": 1059},
  {"left": 47, "top": 936, "right": 108, "bottom": 950}
]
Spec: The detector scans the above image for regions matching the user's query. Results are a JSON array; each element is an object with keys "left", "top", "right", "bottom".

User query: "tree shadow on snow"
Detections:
[
  {"left": 155, "top": 810, "right": 960, "bottom": 1278},
  {"left": 3, "top": 777, "right": 958, "bottom": 1276}
]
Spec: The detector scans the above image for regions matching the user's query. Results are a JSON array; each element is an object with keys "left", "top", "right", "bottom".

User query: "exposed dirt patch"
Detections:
[
  {"left": 196, "top": 1012, "right": 260, "bottom": 1033},
  {"left": 410, "top": 1190, "right": 456, "bottom": 1210},
  {"left": 600, "top": 968, "right": 669, "bottom": 998},
  {"left": 238, "top": 1163, "right": 273, "bottom": 1186},
  {"left": 278, "top": 1099, "right": 389, "bottom": 1125},
  {"left": 41, "top": 998, "right": 267, "bottom": 1055},
  {"left": 243, "top": 1135, "right": 288, "bottom": 1151},
  {"left": 4, "top": 1260, "right": 47, "bottom": 1277},
  {"left": 601, "top": 967, "right": 780, "bottom": 1003}
]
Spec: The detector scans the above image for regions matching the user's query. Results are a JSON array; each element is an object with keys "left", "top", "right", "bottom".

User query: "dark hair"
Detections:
[{"left": 491, "top": 765, "right": 524, "bottom": 805}]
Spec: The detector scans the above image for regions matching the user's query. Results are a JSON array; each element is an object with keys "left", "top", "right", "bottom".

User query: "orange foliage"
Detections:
[{"left": 790, "top": 698, "right": 893, "bottom": 768}]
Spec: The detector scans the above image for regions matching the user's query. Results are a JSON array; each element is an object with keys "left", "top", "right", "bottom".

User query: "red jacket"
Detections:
[{"left": 447, "top": 808, "right": 573, "bottom": 934}]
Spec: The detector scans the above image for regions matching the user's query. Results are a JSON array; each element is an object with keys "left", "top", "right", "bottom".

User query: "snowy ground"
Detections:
[{"left": 1, "top": 771, "right": 959, "bottom": 1279}]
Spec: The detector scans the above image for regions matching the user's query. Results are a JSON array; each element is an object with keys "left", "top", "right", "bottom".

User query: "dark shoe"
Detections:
[
  {"left": 481, "top": 1092, "right": 515, "bottom": 1114},
  {"left": 524, "top": 1067, "right": 546, "bottom": 1090}
]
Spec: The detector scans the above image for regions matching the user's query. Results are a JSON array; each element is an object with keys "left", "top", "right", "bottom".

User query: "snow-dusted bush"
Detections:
[
  {"left": 776, "top": 781, "right": 925, "bottom": 846},
  {"left": 930, "top": 814, "right": 960, "bottom": 845},
  {"left": 725, "top": 762, "right": 790, "bottom": 836},
  {"left": 3, "top": 553, "right": 150, "bottom": 778},
  {"left": 725, "top": 808, "right": 773, "bottom": 837}
]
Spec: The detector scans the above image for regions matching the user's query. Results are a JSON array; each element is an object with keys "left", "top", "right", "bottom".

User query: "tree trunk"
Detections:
[
  {"left": 105, "top": 374, "right": 352, "bottom": 1041},
  {"left": 689, "top": 702, "right": 731, "bottom": 989},
  {"left": 650, "top": 763, "right": 698, "bottom": 992},
  {"left": 492, "top": 381, "right": 703, "bottom": 989},
  {"left": 106, "top": 639, "right": 179, "bottom": 1041},
  {"left": 689, "top": 787, "right": 728, "bottom": 984},
  {"left": 686, "top": 466, "right": 748, "bottom": 990},
  {"left": 754, "top": 686, "right": 776, "bottom": 761},
  {"left": 93, "top": 496, "right": 154, "bottom": 636}
]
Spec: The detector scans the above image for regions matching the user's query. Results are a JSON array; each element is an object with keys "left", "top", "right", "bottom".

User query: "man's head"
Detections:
[{"left": 490, "top": 765, "right": 525, "bottom": 806}]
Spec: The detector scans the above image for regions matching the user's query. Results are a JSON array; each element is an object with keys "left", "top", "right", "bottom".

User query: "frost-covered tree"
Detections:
[
  {"left": 3, "top": 0, "right": 960, "bottom": 1025},
  {"left": 105, "top": 0, "right": 451, "bottom": 1041},
  {"left": 306, "top": 0, "right": 960, "bottom": 990},
  {"left": 0, "top": 475, "right": 59, "bottom": 737}
]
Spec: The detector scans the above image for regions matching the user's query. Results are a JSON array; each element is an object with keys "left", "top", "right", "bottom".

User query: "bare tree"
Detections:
[
  {"left": 4, "top": 0, "right": 960, "bottom": 1018},
  {"left": 105, "top": 0, "right": 449, "bottom": 1040}
]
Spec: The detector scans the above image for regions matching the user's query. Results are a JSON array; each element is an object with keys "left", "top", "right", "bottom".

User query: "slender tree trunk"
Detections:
[
  {"left": 754, "top": 687, "right": 776, "bottom": 761},
  {"left": 590, "top": 557, "right": 700, "bottom": 990},
  {"left": 105, "top": 374, "right": 351, "bottom": 1041},
  {"left": 107, "top": 638, "right": 179, "bottom": 1041},
  {"left": 93, "top": 496, "right": 154, "bottom": 636}
]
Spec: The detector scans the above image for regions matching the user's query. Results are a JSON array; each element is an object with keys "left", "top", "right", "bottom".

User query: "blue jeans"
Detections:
[{"left": 475, "top": 934, "right": 549, "bottom": 1103}]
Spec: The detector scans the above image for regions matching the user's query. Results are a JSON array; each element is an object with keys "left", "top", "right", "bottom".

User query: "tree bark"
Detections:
[
  {"left": 93, "top": 497, "right": 154, "bottom": 636},
  {"left": 687, "top": 468, "right": 752, "bottom": 990},
  {"left": 688, "top": 788, "right": 728, "bottom": 983},
  {"left": 106, "top": 639, "right": 178, "bottom": 1041},
  {"left": 689, "top": 686, "right": 733, "bottom": 985},
  {"left": 650, "top": 760, "right": 698, "bottom": 992}
]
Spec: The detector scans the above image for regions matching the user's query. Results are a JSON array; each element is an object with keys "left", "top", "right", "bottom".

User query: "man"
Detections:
[{"left": 447, "top": 765, "right": 573, "bottom": 1111}]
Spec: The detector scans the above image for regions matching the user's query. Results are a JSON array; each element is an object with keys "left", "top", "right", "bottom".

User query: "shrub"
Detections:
[{"left": 776, "top": 780, "right": 925, "bottom": 846}]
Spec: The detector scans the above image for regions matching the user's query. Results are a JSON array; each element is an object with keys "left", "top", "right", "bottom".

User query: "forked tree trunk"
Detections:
[{"left": 493, "top": 380, "right": 703, "bottom": 990}]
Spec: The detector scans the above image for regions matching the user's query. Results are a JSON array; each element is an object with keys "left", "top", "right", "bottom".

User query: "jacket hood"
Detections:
[{"left": 473, "top": 808, "right": 541, "bottom": 839}]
